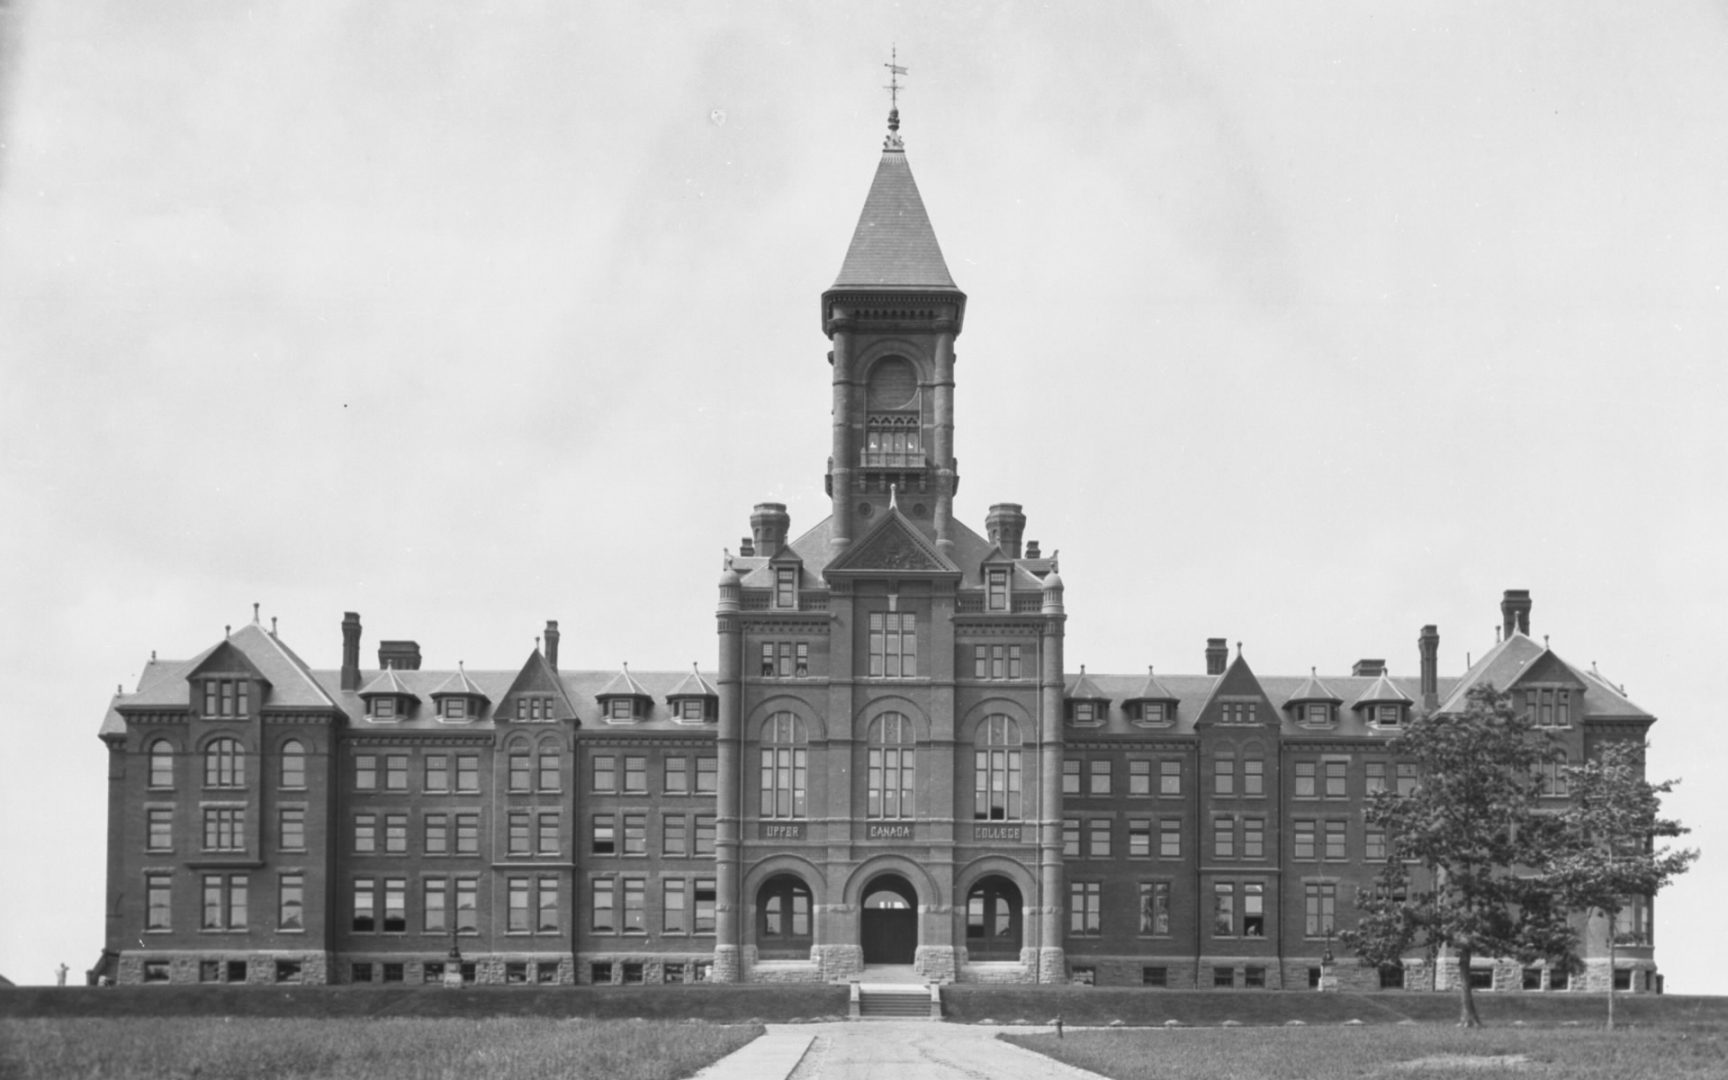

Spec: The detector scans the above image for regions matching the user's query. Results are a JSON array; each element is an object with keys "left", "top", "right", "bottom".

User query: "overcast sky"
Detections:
[{"left": 2, "top": 1, "right": 1723, "bottom": 991}]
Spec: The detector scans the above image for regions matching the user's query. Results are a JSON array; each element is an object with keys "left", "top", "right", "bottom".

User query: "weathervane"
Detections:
[{"left": 883, "top": 46, "right": 908, "bottom": 148}]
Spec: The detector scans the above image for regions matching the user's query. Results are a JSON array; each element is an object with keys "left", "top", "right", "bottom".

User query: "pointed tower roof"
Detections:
[
  {"left": 1285, "top": 668, "right": 1344, "bottom": 706},
  {"left": 430, "top": 666, "right": 488, "bottom": 701},
  {"left": 832, "top": 146, "right": 958, "bottom": 291},
  {"left": 1352, "top": 670, "right": 1413, "bottom": 709},
  {"left": 666, "top": 665, "right": 720, "bottom": 702},
  {"left": 359, "top": 669, "right": 418, "bottom": 698},
  {"left": 596, "top": 665, "right": 653, "bottom": 701},
  {"left": 1065, "top": 665, "right": 1111, "bottom": 702},
  {"left": 1126, "top": 665, "right": 1180, "bottom": 703}
]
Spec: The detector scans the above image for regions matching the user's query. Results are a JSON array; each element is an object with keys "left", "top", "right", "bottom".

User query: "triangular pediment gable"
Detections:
[
  {"left": 187, "top": 640, "right": 266, "bottom": 683},
  {"left": 824, "top": 508, "right": 959, "bottom": 578},
  {"left": 1195, "top": 653, "right": 1276, "bottom": 728},
  {"left": 768, "top": 544, "right": 804, "bottom": 566},
  {"left": 1507, "top": 648, "right": 1586, "bottom": 690},
  {"left": 497, "top": 651, "right": 580, "bottom": 723}
]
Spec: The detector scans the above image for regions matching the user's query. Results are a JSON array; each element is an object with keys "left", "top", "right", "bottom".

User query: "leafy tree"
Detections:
[
  {"left": 1547, "top": 740, "right": 1696, "bottom": 1029},
  {"left": 1340, "top": 684, "right": 1574, "bottom": 1027}
]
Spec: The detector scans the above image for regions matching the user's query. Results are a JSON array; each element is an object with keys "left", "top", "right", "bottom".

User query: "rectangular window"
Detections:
[
  {"left": 694, "top": 879, "right": 716, "bottom": 933},
  {"left": 607, "top": 697, "right": 635, "bottom": 721},
  {"left": 1143, "top": 966, "right": 1168, "bottom": 987},
  {"left": 147, "top": 808, "right": 173, "bottom": 851},
  {"left": 1089, "top": 759, "right": 1111, "bottom": 796},
  {"left": 663, "top": 815, "right": 687, "bottom": 857},
  {"left": 277, "top": 873, "right": 303, "bottom": 931},
  {"left": 370, "top": 696, "right": 397, "bottom": 721},
  {"left": 384, "top": 754, "right": 408, "bottom": 791},
  {"left": 1215, "top": 756, "right": 1235, "bottom": 796},
  {"left": 1214, "top": 817, "right": 1234, "bottom": 859},
  {"left": 508, "top": 812, "right": 531, "bottom": 856},
  {"left": 694, "top": 814, "right": 715, "bottom": 856},
  {"left": 455, "top": 813, "right": 479, "bottom": 855},
  {"left": 1325, "top": 760, "right": 1347, "bottom": 798},
  {"left": 623, "top": 813, "right": 646, "bottom": 856},
  {"left": 425, "top": 813, "right": 448, "bottom": 855},
  {"left": 1089, "top": 819, "right": 1112, "bottom": 859},
  {"left": 1160, "top": 760, "right": 1181, "bottom": 796},
  {"left": 537, "top": 876, "right": 558, "bottom": 932},
  {"left": 1243, "top": 818, "right": 1264, "bottom": 859},
  {"left": 508, "top": 878, "right": 531, "bottom": 933},
  {"left": 538, "top": 752, "right": 560, "bottom": 792},
  {"left": 1244, "top": 883, "right": 1264, "bottom": 937},
  {"left": 1305, "top": 882, "right": 1336, "bottom": 937},
  {"left": 442, "top": 697, "right": 467, "bottom": 721},
  {"left": 455, "top": 879, "right": 477, "bottom": 932},
  {"left": 867, "top": 611, "right": 918, "bottom": 677},
  {"left": 1139, "top": 881, "right": 1170, "bottom": 935},
  {"left": 775, "top": 567, "right": 797, "bottom": 609},
  {"left": 1062, "top": 759, "right": 1080, "bottom": 795},
  {"left": 1325, "top": 820, "right": 1348, "bottom": 860},
  {"left": 665, "top": 757, "right": 689, "bottom": 794},
  {"left": 384, "top": 813, "right": 407, "bottom": 854},
  {"left": 1304, "top": 703, "right": 1329, "bottom": 725},
  {"left": 202, "top": 806, "right": 244, "bottom": 852},
  {"left": 623, "top": 755, "right": 647, "bottom": 793},
  {"left": 1213, "top": 882, "right": 1234, "bottom": 936},
  {"left": 382, "top": 878, "right": 405, "bottom": 932},
  {"left": 1159, "top": 819, "right": 1181, "bottom": 858},
  {"left": 974, "top": 745, "right": 1023, "bottom": 821},
  {"left": 425, "top": 754, "right": 449, "bottom": 793},
  {"left": 1294, "top": 761, "right": 1316, "bottom": 798},
  {"left": 796, "top": 642, "right": 809, "bottom": 677},
  {"left": 1294, "top": 820, "right": 1316, "bottom": 860},
  {"left": 1069, "top": 881, "right": 1101, "bottom": 936},
  {"left": 1365, "top": 828, "right": 1387, "bottom": 861},
  {"left": 538, "top": 813, "right": 559, "bottom": 856},
  {"left": 1365, "top": 761, "right": 1387, "bottom": 795},
  {"left": 1129, "top": 759, "right": 1151, "bottom": 796},
  {"left": 760, "top": 746, "right": 807, "bottom": 818},
  {"left": 355, "top": 754, "right": 377, "bottom": 791},
  {"left": 622, "top": 878, "right": 646, "bottom": 933},
  {"left": 1243, "top": 758, "right": 1264, "bottom": 797},
  {"left": 1224, "top": 702, "right": 1256, "bottom": 724},
  {"left": 592, "top": 879, "right": 614, "bottom": 932},
  {"left": 1245, "top": 965, "right": 1266, "bottom": 988},
  {"left": 1375, "top": 704, "right": 1401, "bottom": 726},
  {"left": 354, "top": 813, "right": 376, "bottom": 854},
  {"left": 664, "top": 879, "right": 687, "bottom": 933},
  {"left": 201, "top": 875, "right": 225, "bottom": 930},
  {"left": 1129, "top": 819, "right": 1151, "bottom": 858},
  {"left": 146, "top": 873, "right": 172, "bottom": 931},
  {"left": 508, "top": 753, "right": 531, "bottom": 793},
  {"left": 592, "top": 755, "right": 616, "bottom": 793},
  {"left": 761, "top": 641, "right": 775, "bottom": 677},
  {"left": 279, "top": 807, "right": 305, "bottom": 851},
  {"left": 455, "top": 754, "right": 479, "bottom": 793},
  {"left": 696, "top": 756, "right": 717, "bottom": 793},
  {"left": 592, "top": 814, "right": 615, "bottom": 855},
  {"left": 987, "top": 568, "right": 1009, "bottom": 611},
  {"left": 424, "top": 878, "right": 447, "bottom": 932},
  {"left": 1063, "top": 818, "right": 1080, "bottom": 857},
  {"left": 1536, "top": 761, "right": 1570, "bottom": 798},
  {"left": 1396, "top": 763, "right": 1419, "bottom": 796},
  {"left": 352, "top": 877, "right": 375, "bottom": 932}
]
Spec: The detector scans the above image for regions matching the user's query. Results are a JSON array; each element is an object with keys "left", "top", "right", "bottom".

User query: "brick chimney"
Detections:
[
  {"left": 1501, "top": 589, "right": 1531, "bottom": 639},
  {"left": 1419, "top": 624, "right": 1439, "bottom": 711},
  {"left": 739, "top": 536, "right": 755, "bottom": 557},
  {"left": 1352, "top": 659, "right": 1386, "bottom": 677},
  {"left": 1205, "top": 638, "right": 1228, "bottom": 676},
  {"left": 340, "top": 612, "right": 362, "bottom": 691},
  {"left": 985, "top": 503, "right": 1027, "bottom": 559},
  {"left": 544, "top": 619, "right": 560, "bottom": 672},
  {"left": 750, "top": 503, "right": 791, "bottom": 559},
  {"left": 378, "top": 641, "right": 422, "bottom": 670}
]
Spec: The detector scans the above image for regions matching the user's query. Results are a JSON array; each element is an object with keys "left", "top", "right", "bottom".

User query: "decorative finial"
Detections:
[
  {"left": 692, "top": 662, "right": 700, "bottom": 673},
  {"left": 889, "top": 482, "right": 899, "bottom": 510},
  {"left": 252, "top": 602, "right": 260, "bottom": 624},
  {"left": 1311, "top": 666, "right": 1317, "bottom": 677},
  {"left": 151, "top": 650, "right": 157, "bottom": 662},
  {"left": 1544, "top": 634, "right": 1550, "bottom": 648},
  {"left": 225, "top": 624, "right": 231, "bottom": 638},
  {"left": 270, "top": 616, "right": 277, "bottom": 636},
  {"left": 883, "top": 47, "right": 907, "bottom": 149},
  {"left": 1148, "top": 664, "right": 1155, "bottom": 676},
  {"left": 535, "top": 635, "right": 542, "bottom": 652},
  {"left": 1236, "top": 641, "right": 1243, "bottom": 657}
]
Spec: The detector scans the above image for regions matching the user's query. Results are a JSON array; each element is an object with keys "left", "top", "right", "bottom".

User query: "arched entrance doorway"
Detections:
[
  {"left": 966, "top": 876, "right": 1023, "bottom": 960},
  {"left": 860, "top": 874, "right": 918, "bottom": 965},
  {"left": 756, "top": 874, "right": 813, "bottom": 959}
]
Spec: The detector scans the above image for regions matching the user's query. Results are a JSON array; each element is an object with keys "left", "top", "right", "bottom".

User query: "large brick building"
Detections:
[{"left": 96, "top": 108, "right": 1663, "bottom": 992}]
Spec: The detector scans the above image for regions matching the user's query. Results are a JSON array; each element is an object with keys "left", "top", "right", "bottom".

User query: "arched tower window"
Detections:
[
  {"left": 973, "top": 715, "right": 1023, "bottom": 821},
  {"left": 204, "top": 737, "right": 244, "bottom": 789},
  {"left": 760, "top": 713, "right": 807, "bottom": 819},
  {"left": 280, "top": 739, "right": 306, "bottom": 789},
  {"left": 866, "top": 713, "right": 916, "bottom": 819},
  {"left": 147, "top": 740, "right": 174, "bottom": 789}
]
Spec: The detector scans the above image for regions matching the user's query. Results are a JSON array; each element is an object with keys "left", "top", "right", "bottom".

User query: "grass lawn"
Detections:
[
  {"left": 0, "top": 1016, "right": 762, "bottom": 1080},
  {"left": 1006, "top": 1023, "right": 1728, "bottom": 1080}
]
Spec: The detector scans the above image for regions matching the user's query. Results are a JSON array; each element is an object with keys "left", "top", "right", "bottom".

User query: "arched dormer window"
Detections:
[
  {"left": 760, "top": 712, "right": 807, "bottom": 819},
  {"left": 204, "top": 737, "right": 244, "bottom": 789},
  {"left": 280, "top": 739, "right": 306, "bottom": 789},
  {"left": 866, "top": 713, "right": 916, "bottom": 819},
  {"left": 148, "top": 739, "right": 175, "bottom": 789},
  {"left": 973, "top": 715, "right": 1023, "bottom": 821}
]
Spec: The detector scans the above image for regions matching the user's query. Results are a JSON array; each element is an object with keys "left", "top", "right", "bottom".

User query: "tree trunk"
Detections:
[
  {"left": 1456, "top": 947, "right": 1482, "bottom": 1028},
  {"left": 1606, "top": 909, "right": 1617, "bottom": 1032}
]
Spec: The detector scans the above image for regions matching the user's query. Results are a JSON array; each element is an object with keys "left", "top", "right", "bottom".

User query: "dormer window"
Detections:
[
  {"left": 203, "top": 678, "right": 250, "bottom": 719},
  {"left": 987, "top": 569, "right": 1009, "bottom": 611},
  {"left": 607, "top": 698, "right": 636, "bottom": 722},
  {"left": 516, "top": 696, "right": 553, "bottom": 721},
  {"left": 441, "top": 697, "right": 468, "bottom": 721},
  {"left": 369, "top": 696, "right": 398, "bottom": 721},
  {"left": 1069, "top": 700, "right": 1105, "bottom": 727},
  {"left": 1527, "top": 688, "right": 1572, "bottom": 727},
  {"left": 775, "top": 568, "right": 798, "bottom": 610},
  {"left": 1222, "top": 702, "right": 1258, "bottom": 724},
  {"left": 1373, "top": 704, "right": 1402, "bottom": 727},
  {"left": 1303, "top": 703, "right": 1331, "bottom": 726},
  {"left": 1136, "top": 702, "right": 1167, "bottom": 726}
]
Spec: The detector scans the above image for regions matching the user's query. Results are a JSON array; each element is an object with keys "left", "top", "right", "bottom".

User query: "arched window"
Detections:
[
  {"left": 280, "top": 740, "right": 306, "bottom": 789},
  {"left": 867, "top": 713, "right": 915, "bottom": 819},
  {"left": 148, "top": 740, "right": 174, "bottom": 788},
  {"left": 966, "top": 876, "right": 1023, "bottom": 960},
  {"left": 204, "top": 737, "right": 244, "bottom": 789},
  {"left": 757, "top": 874, "right": 813, "bottom": 958},
  {"left": 973, "top": 715, "right": 1023, "bottom": 821},
  {"left": 760, "top": 713, "right": 807, "bottom": 819}
]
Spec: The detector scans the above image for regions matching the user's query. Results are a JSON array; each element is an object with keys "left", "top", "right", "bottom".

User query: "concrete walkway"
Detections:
[{"left": 690, "top": 1020, "right": 1110, "bottom": 1080}]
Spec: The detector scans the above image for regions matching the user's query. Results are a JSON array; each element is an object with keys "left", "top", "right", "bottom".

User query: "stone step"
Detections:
[{"left": 856, "top": 986, "right": 937, "bottom": 1020}]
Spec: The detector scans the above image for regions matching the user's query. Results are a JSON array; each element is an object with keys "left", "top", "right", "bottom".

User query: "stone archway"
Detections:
[
  {"left": 756, "top": 873, "right": 814, "bottom": 960},
  {"left": 860, "top": 873, "right": 918, "bottom": 965},
  {"left": 965, "top": 875, "right": 1023, "bottom": 960}
]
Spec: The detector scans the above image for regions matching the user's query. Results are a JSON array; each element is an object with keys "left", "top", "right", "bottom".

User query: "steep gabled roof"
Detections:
[
  {"left": 1437, "top": 631, "right": 1652, "bottom": 719},
  {"left": 1284, "top": 669, "right": 1344, "bottom": 706},
  {"left": 1352, "top": 670, "right": 1413, "bottom": 709},
  {"left": 430, "top": 667, "right": 488, "bottom": 700},
  {"left": 596, "top": 665, "right": 653, "bottom": 701},
  {"left": 1066, "top": 666, "right": 1111, "bottom": 702},
  {"left": 1126, "top": 666, "right": 1180, "bottom": 703},
  {"left": 496, "top": 649, "right": 580, "bottom": 721},
  {"left": 666, "top": 665, "right": 720, "bottom": 701},
  {"left": 823, "top": 504, "right": 960, "bottom": 578},
  {"left": 359, "top": 669, "right": 418, "bottom": 698},
  {"left": 832, "top": 149, "right": 958, "bottom": 291}
]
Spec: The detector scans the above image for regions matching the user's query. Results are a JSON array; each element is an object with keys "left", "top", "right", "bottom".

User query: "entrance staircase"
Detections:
[{"left": 849, "top": 968, "right": 942, "bottom": 1020}]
